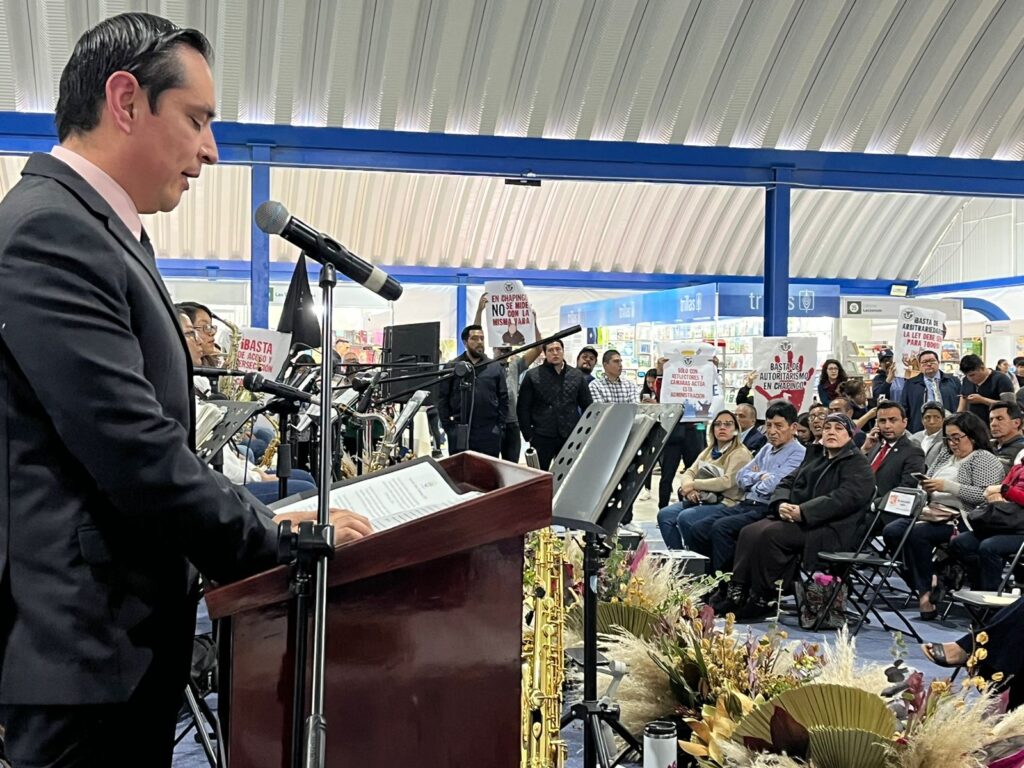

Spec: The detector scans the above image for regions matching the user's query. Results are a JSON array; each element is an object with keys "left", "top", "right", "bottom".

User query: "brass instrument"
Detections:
[
  {"left": 521, "top": 528, "right": 567, "bottom": 768},
  {"left": 215, "top": 314, "right": 248, "bottom": 400}
]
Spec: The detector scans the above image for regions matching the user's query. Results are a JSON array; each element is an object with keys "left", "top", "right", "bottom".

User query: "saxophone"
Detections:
[
  {"left": 521, "top": 528, "right": 567, "bottom": 768},
  {"left": 214, "top": 314, "right": 248, "bottom": 401}
]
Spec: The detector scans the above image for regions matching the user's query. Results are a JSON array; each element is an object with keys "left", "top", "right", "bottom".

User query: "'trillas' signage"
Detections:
[{"left": 717, "top": 282, "right": 840, "bottom": 318}]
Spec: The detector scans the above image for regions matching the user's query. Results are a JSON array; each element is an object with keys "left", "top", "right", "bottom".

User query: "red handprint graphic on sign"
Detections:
[{"left": 755, "top": 349, "right": 816, "bottom": 411}]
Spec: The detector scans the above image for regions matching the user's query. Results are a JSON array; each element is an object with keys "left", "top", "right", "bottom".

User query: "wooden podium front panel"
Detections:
[{"left": 226, "top": 537, "right": 525, "bottom": 768}]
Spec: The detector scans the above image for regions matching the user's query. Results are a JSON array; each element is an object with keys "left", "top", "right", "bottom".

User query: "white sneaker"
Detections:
[
  {"left": 639, "top": 488, "right": 651, "bottom": 501},
  {"left": 620, "top": 522, "right": 643, "bottom": 535}
]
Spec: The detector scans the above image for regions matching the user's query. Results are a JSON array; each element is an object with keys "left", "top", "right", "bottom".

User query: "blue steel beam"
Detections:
[
  {"left": 962, "top": 298, "right": 1009, "bottom": 322},
  {"left": 249, "top": 145, "right": 271, "bottom": 328},
  {"left": 916, "top": 275, "right": 1024, "bottom": 294},
  {"left": 6, "top": 112, "right": 1024, "bottom": 196},
  {"left": 763, "top": 174, "right": 791, "bottom": 336}
]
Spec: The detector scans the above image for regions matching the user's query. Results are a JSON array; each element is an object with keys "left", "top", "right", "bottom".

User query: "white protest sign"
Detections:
[
  {"left": 661, "top": 343, "right": 721, "bottom": 421},
  {"left": 895, "top": 305, "right": 945, "bottom": 368},
  {"left": 235, "top": 328, "right": 292, "bottom": 374},
  {"left": 483, "top": 280, "right": 535, "bottom": 348},
  {"left": 752, "top": 337, "right": 818, "bottom": 418}
]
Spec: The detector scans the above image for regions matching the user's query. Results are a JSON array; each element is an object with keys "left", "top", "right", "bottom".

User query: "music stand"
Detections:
[
  {"left": 554, "top": 403, "right": 682, "bottom": 768},
  {"left": 196, "top": 401, "right": 265, "bottom": 463}
]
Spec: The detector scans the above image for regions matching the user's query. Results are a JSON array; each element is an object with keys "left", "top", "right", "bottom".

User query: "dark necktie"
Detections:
[{"left": 871, "top": 442, "right": 891, "bottom": 471}]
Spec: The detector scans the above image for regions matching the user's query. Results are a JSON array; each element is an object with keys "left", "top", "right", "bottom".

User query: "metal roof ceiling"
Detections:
[{"left": 2, "top": 0, "right": 1018, "bottom": 281}]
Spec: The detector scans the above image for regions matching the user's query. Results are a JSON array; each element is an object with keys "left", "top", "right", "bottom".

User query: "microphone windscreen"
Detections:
[
  {"left": 242, "top": 371, "right": 262, "bottom": 391},
  {"left": 254, "top": 201, "right": 290, "bottom": 235}
]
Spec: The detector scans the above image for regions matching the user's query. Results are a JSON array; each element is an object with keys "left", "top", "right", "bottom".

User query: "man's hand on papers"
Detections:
[{"left": 275, "top": 508, "right": 374, "bottom": 544}]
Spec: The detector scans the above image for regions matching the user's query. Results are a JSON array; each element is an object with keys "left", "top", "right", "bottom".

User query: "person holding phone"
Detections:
[{"left": 860, "top": 401, "right": 926, "bottom": 511}]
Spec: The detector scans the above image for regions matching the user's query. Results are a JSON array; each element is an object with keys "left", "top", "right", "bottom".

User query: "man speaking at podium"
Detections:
[{"left": 0, "top": 14, "right": 369, "bottom": 766}]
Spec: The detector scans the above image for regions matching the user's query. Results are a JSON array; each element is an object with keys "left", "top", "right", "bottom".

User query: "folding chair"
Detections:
[
  {"left": 813, "top": 487, "right": 927, "bottom": 641},
  {"left": 952, "top": 537, "right": 1024, "bottom": 628}
]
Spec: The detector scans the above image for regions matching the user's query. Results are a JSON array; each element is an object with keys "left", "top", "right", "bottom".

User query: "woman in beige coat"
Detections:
[{"left": 656, "top": 410, "right": 753, "bottom": 549}]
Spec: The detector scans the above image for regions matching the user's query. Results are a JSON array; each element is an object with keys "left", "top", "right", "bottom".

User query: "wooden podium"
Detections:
[{"left": 206, "top": 452, "right": 551, "bottom": 768}]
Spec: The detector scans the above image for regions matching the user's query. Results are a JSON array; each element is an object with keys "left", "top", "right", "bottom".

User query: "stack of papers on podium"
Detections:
[{"left": 273, "top": 458, "right": 482, "bottom": 533}]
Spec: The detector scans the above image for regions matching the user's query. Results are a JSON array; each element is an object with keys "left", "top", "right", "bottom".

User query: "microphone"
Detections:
[
  {"left": 242, "top": 372, "right": 318, "bottom": 405},
  {"left": 355, "top": 371, "right": 382, "bottom": 413},
  {"left": 254, "top": 201, "right": 404, "bottom": 301},
  {"left": 193, "top": 366, "right": 247, "bottom": 377}
]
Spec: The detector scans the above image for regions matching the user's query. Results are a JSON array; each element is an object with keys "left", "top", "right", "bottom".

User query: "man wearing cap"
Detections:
[
  {"left": 872, "top": 348, "right": 897, "bottom": 400},
  {"left": 727, "top": 412, "right": 875, "bottom": 621},
  {"left": 576, "top": 346, "right": 598, "bottom": 385}
]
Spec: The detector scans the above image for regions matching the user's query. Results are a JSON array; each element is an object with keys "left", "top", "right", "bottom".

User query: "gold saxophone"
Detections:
[
  {"left": 215, "top": 315, "right": 248, "bottom": 401},
  {"left": 521, "top": 528, "right": 567, "bottom": 768}
]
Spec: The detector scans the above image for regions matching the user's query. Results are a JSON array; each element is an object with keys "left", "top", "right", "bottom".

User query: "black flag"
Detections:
[{"left": 277, "top": 253, "right": 321, "bottom": 350}]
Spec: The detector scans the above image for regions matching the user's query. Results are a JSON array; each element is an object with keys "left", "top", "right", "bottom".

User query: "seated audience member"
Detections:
[
  {"left": 795, "top": 413, "right": 813, "bottom": 446},
  {"left": 921, "top": 596, "right": 1024, "bottom": 709},
  {"left": 882, "top": 412, "right": 1005, "bottom": 619},
  {"left": 947, "top": 454, "right": 1024, "bottom": 592},
  {"left": 861, "top": 401, "right": 926, "bottom": 508},
  {"left": 656, "top": 411, "right": 752, "bottom": 550},
  {"left": 989, "top": 401, "right": 1024, "bottom": 469},
  {"left": 841, "top": 378, "right": 872, "bottom": 425},
  {"left": 725, "top": 413, "right": 874, "bottom": 620},
  {"left": 807, "top": 403, "right": 827, "bottom": 444},
  {"left": 911, "top": 401, "right": 947, "bottom": 466},
  {"left": 684, "top": 402, "right": 804, "bottom": 608},
  {"left": 828, "top": 396, "right": 867, "bottom": 448},
  {"left": 736, "top": 402, "right": 767, "bottom": 453}
]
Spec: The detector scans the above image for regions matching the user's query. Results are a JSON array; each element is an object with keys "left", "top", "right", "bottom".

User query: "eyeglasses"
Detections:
[
  {"left": 944, "top": 433, "right": 968, "bottom": 444},
  {"left": 711, "top": 421, "right": 734, "bottom": 429},
  {"left": 183, "top": 329, "right": 202, "bottom": 341},
  {"left": 195, "top": 324, "right": 218, "bottom": 334}
]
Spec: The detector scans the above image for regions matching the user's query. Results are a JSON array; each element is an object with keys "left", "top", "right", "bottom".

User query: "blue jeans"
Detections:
[
  {"left": 688, "top": 501, "right": 770, "bottom": 573},
  {"left": 657, "top": 500, "right": 727, "bottom": 550},
  {"left": 244, "top": 468, "right": 317, "bottom": 504}
]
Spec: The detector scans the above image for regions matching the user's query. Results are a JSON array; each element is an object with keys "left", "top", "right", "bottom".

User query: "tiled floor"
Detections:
[{"left": 174, "top": 472, "right": 980, "bottom": 767}]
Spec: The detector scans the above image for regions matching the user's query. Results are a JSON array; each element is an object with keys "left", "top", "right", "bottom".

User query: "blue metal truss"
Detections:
[{"left": 2, "top": 110, "right": 1012, "bottom": 328}]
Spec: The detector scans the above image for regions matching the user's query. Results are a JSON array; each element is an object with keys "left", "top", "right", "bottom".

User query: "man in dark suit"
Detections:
[
  {"left": 860, "top": 400, "right": 926, "bottom": 509},
  {"left": 900, "top": 349, "right": 961, "bottom": 433},
  {"left": 0, "top": 14, "right": 370, "bottom": 766},
  {"left": 736, "top": 403, "right": 767, "bottom": 453}
]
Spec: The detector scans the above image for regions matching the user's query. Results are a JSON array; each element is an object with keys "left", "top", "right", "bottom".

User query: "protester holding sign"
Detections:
[
  {"left": 899, "top": 349, "right": 961, "bottom": 433},
  {"left": 482, "top": 280, "right": 535, "bottom": 348},
  {"left": 751, "top": 338, "right": 818, "bottom": 417},
  {"left": 894, "top": 305, "right": 945, "bottom": 369}
]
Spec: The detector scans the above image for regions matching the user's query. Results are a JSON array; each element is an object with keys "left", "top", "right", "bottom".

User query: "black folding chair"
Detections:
[{"left": 813, "top": 487, "right": 926, "bottom": 641}]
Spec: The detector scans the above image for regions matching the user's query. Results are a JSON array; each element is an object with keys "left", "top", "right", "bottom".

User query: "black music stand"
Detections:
[
  {"left": 554, "top": 403, "right": 683, "bottom": 768},
  {"left": 196, "top": 401, "right": 265, "bottom": 464}
]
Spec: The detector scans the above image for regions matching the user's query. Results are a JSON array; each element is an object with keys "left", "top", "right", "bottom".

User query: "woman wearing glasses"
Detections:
[
  {"left": 177, "top": 300, "right": 222, "bottom": 367},
  {"left": 656, "top": 410, "right": 752, "bottom": 550},
  {"left": 882, "top": 412, "right": 1005, "bottom": 620}
]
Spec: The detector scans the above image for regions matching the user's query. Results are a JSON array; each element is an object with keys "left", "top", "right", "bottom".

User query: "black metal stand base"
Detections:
[{"left": 559, "top": 531, "right": 643, "bottom": 768}]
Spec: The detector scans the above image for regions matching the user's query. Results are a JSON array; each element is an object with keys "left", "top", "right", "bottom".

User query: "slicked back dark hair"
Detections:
[{"left": 56, "top": 12, "right": 212, "bottom": 141}]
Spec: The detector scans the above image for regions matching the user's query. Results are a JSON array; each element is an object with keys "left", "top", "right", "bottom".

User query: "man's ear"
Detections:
[{"left": 104, "top": 71, "right": 144, "bottom": 134}]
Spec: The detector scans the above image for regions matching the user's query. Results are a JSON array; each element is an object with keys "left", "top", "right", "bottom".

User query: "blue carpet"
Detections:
[{"left": 173, "top": 593, "right": 976, "bottom": 766}]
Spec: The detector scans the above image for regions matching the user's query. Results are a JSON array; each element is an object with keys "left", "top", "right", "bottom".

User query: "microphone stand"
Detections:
[{"left": 276, "top": 260, "right": 339, "bottom": 768}]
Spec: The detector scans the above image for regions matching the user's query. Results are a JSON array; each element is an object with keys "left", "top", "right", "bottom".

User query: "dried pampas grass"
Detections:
[
  {"left": 893, "top": 688, "right": 995, "bottom": 768},
  {"left": 597, "top": 629, "right": 676, "bottom": 734},
  {"left": 815, "top": 626, "right": 892, "bottom": 695},
  {"left": 717, "top": 739, "right": 805, "bottom": 767}
]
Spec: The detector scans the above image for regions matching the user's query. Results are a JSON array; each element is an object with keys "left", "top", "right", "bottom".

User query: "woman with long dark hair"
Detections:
[{"left": 817, "top": 358, "right": 848, "bottom": 406}]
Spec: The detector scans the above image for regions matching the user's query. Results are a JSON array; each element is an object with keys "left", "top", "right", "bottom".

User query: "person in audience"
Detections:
[
  {"left": 1014, "top": 356, "right": 1024, "bottom": 389},
  {"left": 177, "top": 300, "right": 222, "bottom": 367},
  {"left": 882, "top": 412, "right": 1005, "bottom": 619},
  {"left": 912, "top": 401, "right": 947, "bottom": 466},
  {"left": 872, "top": 348, "right": 897, "bottom": 400},
  {"left": 437, "top": 325, "right": 508, "bottom": 457},
  {"left": 959, "top": 354, "right": 1015, "bottom": 422},
  {"left": 640, "top": 368, "right": 658, "bottom": 403},
  {"left": 817, "top": 358, "right": 848, "bottom": 406},
  {"left": 735, "top": 370, "right": 757, "bottom": 407},
  {"left": 861, "top": 401, "right": 926, "bottom": 508},
  {"left": 808, "top": 403, "right": 828, "bottom": 443},
  {"left": 947, "top": 453, "right": 1024, "bottom": 592},
  {"left": 828, "top": 396, "right": 867, "bottom": 448},
  {"left": 518, "top": 339, "right": 593, "bottom": 470},
  {"left": 989, "top": 401, "right": 1024, "bottom": 469},
  {"left": 736, "top": 403, "right": 767, "bottom": 453},
  {"left": 656, "top": 410, "right": 752, "bottom": 550},
  {"left": 921, "top": 594, "right": 1024, "bottom": 709},
  {"left": 686, "top": 402, "right": 804, "bottom": 610},
  {"left": 795, "top": 413, "right": 813, "bottom": 446},
  {"left": 996, "top": 359, "right": 1012, "bottom": 377},
  {"left": 590, "top": 349, "right": 639, "bottom": 404},
  {"left": 726, "top": 413, "right": 875, "bottom": 621},
  {"left": 653, "top": 357, "right": 708, "bottom": 508},
  {"left": 841, "top": 379, "right": 871, "bottom": 422},
  {"left": 900, "top": 350, "right": 961, "bottom": 433},
  {"left": 474, "top": 296, "right": 543, "bottom": 464},
  {"left": 576, "top": 346, "right": 598, "bottom": 384}
]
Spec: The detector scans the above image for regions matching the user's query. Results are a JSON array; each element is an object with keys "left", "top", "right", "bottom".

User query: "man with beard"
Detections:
[{"left": 437, "top": 325, "right": 508, "bottom": 456}]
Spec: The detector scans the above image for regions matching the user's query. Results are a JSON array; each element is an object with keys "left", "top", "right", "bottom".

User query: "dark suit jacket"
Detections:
[
  {"left": 742, "top": 428, "right": 767, "bottom": 454},
  {"left": 0, "top": 154, "right": 279, "bottom": 705},
  {"left": 866, "top": 433, "right": 926, "bottom": 509}
]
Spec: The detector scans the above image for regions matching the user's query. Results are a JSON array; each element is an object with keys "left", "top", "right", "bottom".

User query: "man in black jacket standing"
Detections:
[
  {"left": 438, "top": 325, "right": 508, "bottom": 457},
  {"left": 517, "top": 339, "right": 593, "bottom": 470},
  {"left": 0, "top": 14, "right": 370, "bottom": 766}
]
